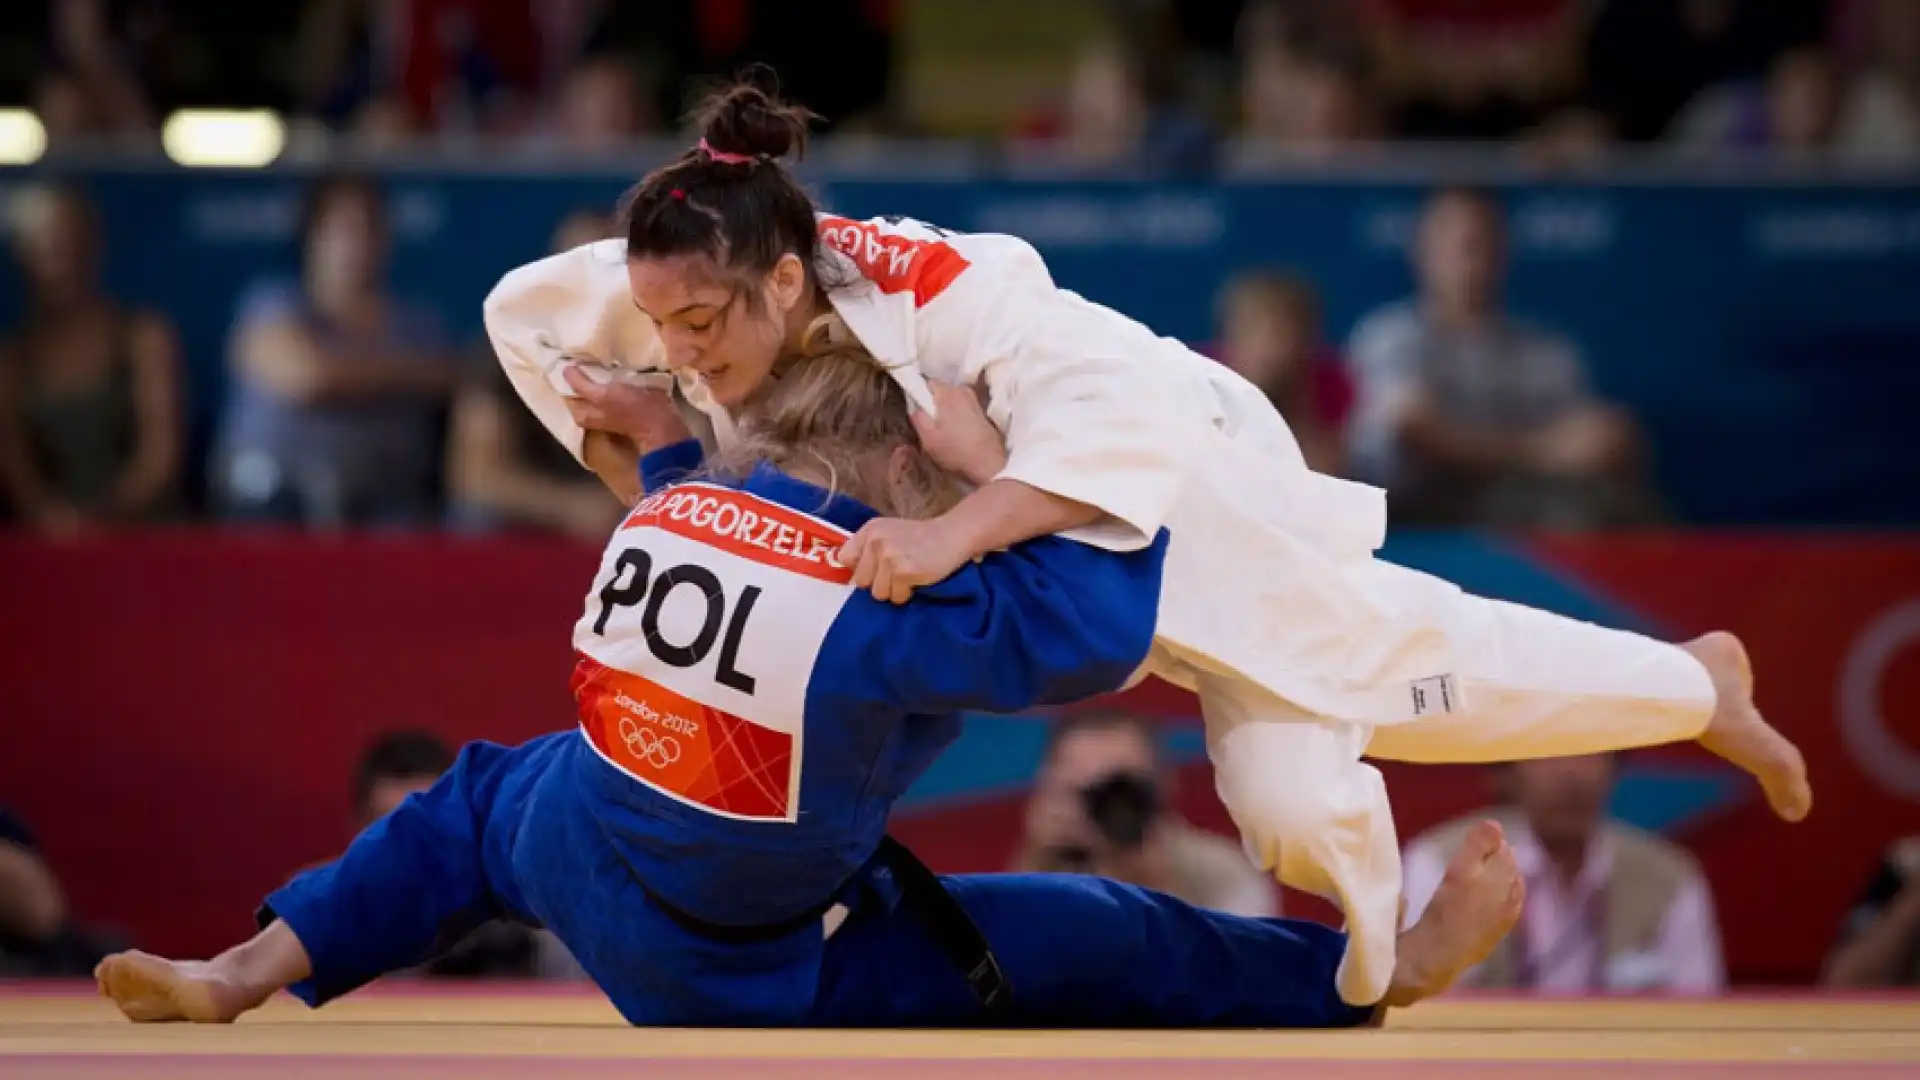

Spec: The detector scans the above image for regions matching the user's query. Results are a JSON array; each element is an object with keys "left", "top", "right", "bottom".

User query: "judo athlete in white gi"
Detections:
[
  {"left": 479, "top": 74, "right": 1812, "bottom": 1006},
  {"left": 95, "top": 340, "right": 1527, "bottom": 1028}
]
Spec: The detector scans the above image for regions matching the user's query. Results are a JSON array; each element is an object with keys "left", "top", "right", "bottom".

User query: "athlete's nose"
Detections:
[{"left": 662, "top": 336, "right": 700, "bottom": 370}]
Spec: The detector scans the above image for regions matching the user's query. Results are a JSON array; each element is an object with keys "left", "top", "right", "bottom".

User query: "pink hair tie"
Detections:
[
  {"left": 698, "top": 138, "right": 759, "bottom": 166},
  {"left": 670, "top": 188, "right": 686, "bottom": 200}
]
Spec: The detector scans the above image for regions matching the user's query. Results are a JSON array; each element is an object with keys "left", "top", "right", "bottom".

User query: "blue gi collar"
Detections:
[
  {"left": 640, "top": 440, "right": 884, "bottom": 535},
  {"left": 738, "top": 462, "right": 882, "bottom": 535}
]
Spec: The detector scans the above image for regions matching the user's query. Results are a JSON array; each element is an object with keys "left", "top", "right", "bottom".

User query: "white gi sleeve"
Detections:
[
  {"left": 481, "top": 239, "right": 664, "bottom": 464},
  {"left": 957, "top": 241, "right": 1207, "bottom": 552}
]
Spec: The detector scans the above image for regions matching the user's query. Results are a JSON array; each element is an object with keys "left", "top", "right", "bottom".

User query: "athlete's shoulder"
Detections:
[
  {"left": 815, "top": 213, "right": 972, "bottom": 306},
  {"left": 815, "top": 213, "right": 1049, "bottom": 307}
]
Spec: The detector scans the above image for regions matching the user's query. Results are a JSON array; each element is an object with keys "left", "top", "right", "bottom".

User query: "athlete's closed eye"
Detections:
[
  {"left": 669, "top": 304, "right": 723, "bottom": 336},
  {"left": 633, "top": 298, "right": 723, "bottom": 333}
]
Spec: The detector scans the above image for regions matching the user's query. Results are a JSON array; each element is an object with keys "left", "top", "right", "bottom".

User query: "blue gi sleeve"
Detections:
[
  {"left": 838, "top": 530, "right": 1167, "bottom": 715},
  {"left": 258, "top": 737, "right": 552, "bottom": 1007},
  {"left": 640, "top": 439, "right": 705, "bottom": 493}
]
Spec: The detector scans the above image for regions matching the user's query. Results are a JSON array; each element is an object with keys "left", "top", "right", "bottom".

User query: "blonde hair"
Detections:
[{"left": 711, "top": 315, "right": 963, "bottom": 519}]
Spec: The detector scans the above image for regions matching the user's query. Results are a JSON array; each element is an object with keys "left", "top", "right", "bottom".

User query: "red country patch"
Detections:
[{"left": 817, "top": 215, "right": 970, "bottom": 306}]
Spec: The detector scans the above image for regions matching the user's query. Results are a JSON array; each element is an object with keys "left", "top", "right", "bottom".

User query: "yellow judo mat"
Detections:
[{"left": 3, "top": 986, "right": 1917, "bottom": 1078}]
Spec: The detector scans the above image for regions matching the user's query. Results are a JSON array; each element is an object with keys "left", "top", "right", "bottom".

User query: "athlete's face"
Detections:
[{"left": 628, "top": 252, "right": 806, "bottom": 407}]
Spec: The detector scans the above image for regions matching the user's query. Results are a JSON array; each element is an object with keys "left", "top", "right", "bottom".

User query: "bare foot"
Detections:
[
  {"left": 1381, "top": 820, "right": 1524, "bottom": 1008},
  {"left": 96, "top": 951, "right": 265, "bottom": 1023},
  {"left": 1684, "top": 631, "right": 1812, "bottom": 823}
]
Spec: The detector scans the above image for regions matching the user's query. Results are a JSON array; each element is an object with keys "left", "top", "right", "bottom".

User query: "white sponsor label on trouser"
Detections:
[{"left": 1409, "top": 674, "right": 1461, "bottom": 717}]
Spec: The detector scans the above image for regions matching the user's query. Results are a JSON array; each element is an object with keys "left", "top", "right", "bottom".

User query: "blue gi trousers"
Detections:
[{"left": 264, "top": 735, "right": 1374, "bottom": 1029}]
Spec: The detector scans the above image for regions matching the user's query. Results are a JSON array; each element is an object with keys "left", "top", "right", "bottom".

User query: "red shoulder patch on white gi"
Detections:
[{"left": 817, "top": 215, "right": 970, "bottom": 307}]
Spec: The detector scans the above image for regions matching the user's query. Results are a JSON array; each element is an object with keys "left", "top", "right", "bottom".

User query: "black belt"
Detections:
[
  {"left": 873, "top": 836, "right": 1013, "bottom": 1017},
  {"left": 638, "top": 837, "right": 1013, "bottom": 1016}
]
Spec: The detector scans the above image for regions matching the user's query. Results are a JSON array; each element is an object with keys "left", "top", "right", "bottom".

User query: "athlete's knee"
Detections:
[
  {"left": 1220, "top": 777, "right": 1349, "bottom": 871},
  {"left": 1215, "top": 728, "right": 1378, "bottom": 853}
]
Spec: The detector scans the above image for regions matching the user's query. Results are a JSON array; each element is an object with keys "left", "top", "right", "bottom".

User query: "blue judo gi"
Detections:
[{"left": 261, "top": 442, "right": 1375, "bottom": 1029}]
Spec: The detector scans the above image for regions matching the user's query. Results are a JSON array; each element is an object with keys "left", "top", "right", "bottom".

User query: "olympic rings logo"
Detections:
[{"left": 618, "top": 717, "right": 682, "bottom": 771}]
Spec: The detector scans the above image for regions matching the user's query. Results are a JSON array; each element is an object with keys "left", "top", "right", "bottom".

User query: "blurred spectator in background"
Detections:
[
  {"left": 1215, "top": 270, "right": 1351, "bottom": 476},
  {"left": 447, "top": 209, "right": 624, "bottom": 541},
  {"left": 1403, "top": 755, "right": 1726, "bottom": 995},
  {"left": 1236, "top": 0, "right": 1362, "bottom": 57},
  {"left": 211, "top": 175, "right": 461, "bottom": 528},
  {"left": 0, "top": 185, "right": 181, "bottom": 536},
  {"left": 355, "top": 731, "right": 584, "bottom": 981},
  {"left": 1832, "top": 0, "right": 1920, "bottom": 160},
  {"left": 1058, "top": 39, "right": 1150, "bottom": 168},
  {"left": 1017, "top": 36, "right": 1215, "bottom": 176},
  {"left": 1823, "top": 837, "right": 1920, "bottom": 987},
  {"left": 1238, "top": 36, "right": 1383, "bottom": 153},
  {"left": 294, "top": 0, "right": 396, "bottom": 133},
  {"left": 1013, "top": 712, "right": 1276, "bottom": 919},
  {"left": 0, "top": 805, "right": 117, "bottom": 977},
  {"left": 547, "top": 53, "right": 655, "bottom": 153},
  {"left": 344, "top": 95, "right": 425, "bottom": 151},
  {"left": 29, "top": 0, "right": 157, "bottom": 152},
  {"left": 1358, "top": 0, "right": 1590, "bottom": 140},
  {"left": 355, "top": 730, "right": 459, "bottom": 826},
  {"left": 1767, "top": 47, "right": 1848, "bottom": 152},
  {"left": 293, "top": 0, "right": 544, "bottom": 137},
  {"left": 1584, "top": 0, "right": 1829, "bottom": 143},
  {"left": 31, "top": 70, "right": 141, "bottom": 153},
  {"left": 1520, "top": 106, "right": 1618, "bottom": 169},
  {"left": 1671, "top": 46, "right": 1847, "bottom": 154},
  {"left": 1347, "top": 187, "right": 1656, "bottom": 528}
]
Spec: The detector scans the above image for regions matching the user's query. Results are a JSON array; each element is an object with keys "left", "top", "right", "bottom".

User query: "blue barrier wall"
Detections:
[{"left": 3, "top": 163, "right": 1917, "bottom": 524}]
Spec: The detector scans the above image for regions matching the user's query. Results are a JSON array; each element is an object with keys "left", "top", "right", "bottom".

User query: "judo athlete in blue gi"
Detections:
[{"left": 97, "top": 336, "right": 1523, "bottom": 1029}]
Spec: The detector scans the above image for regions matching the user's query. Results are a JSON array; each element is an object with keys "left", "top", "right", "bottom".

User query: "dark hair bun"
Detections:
[{"left": 693, "top": 64, "right": 819, "bottom": 162}]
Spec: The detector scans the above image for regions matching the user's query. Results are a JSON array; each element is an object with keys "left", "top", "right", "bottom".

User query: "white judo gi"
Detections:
[{"left": 481, "top": 214, "right": 1716, "bottom": 1005}]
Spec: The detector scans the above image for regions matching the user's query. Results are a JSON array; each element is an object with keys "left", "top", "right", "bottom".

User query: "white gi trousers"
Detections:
[{"left": 1147, "top": 370, "right": 1716, "bottom": 1007}]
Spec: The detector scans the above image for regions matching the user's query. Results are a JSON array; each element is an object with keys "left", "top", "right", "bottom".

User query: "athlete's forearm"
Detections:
[
  {"left": 938, "top": 478, "right": 1102, "bottom": 558},
  {"left": 583, "top": 431, "right": 643, "bottom": 506}
]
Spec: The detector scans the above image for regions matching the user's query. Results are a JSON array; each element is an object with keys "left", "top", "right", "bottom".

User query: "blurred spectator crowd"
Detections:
[
  {"left": 1, "top": 0, "right": 1915, "bottom": 165},
  {"left": 4, "top": 1, "right": 1913, "bottom": 536},
  {"left": 0, "top": 179, "right": 631, "bottom": 536},
  {"left": 0, "top": 174, "right": 1667, "bottom": 534}
]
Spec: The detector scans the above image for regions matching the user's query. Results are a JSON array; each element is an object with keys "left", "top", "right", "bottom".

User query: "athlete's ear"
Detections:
[
  {"left": 767, "top": 252, "right": 807, "bottom": 316},
  {"left": 885, "top": 444, "right": 918, "bottom": 515}
]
